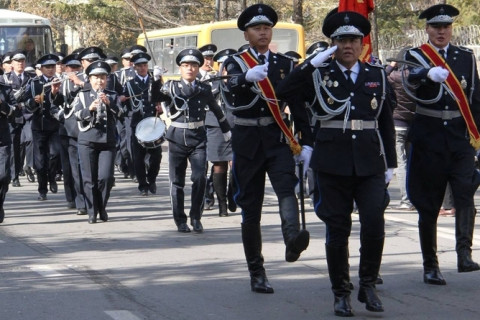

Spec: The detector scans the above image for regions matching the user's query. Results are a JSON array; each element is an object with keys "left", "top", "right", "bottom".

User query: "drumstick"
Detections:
[{"left": 154, "top": 110, "right": 159, "bottom": 127}]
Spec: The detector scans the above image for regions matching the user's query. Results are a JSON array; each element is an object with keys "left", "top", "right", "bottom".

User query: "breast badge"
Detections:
[
  {"left": 371, "top": 97, "right": 378, "bottom": 110},
  {"left": 461, "top": 76, "right": 467, "bottom": 89}
]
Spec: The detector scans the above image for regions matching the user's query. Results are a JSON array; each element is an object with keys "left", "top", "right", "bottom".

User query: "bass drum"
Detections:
[{"left": 135, "top": 117, "right": 166, "bottom": 149}]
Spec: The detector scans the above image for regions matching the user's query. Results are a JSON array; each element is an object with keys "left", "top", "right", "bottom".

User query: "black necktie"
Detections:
[
  {"left": 258, "top": 54, "right": 266, "bottom": 65},
  {"left": 345, "top": 70, "right": 355, "bottom": 88},
  {"left": 439, "top": 49, "right": 446, "bottom": 59}
]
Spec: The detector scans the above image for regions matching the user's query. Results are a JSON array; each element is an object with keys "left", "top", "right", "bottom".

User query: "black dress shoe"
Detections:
[
  {"left": 49, "top": 181, "right": 58, "bottom": 193},
  {"left": 250, "top": 273, "right": 274, "bottom": 293},
  {"left": 139, "top": 189, "right": 148, "bottom": 196},
  {"left": 0, "top": 207, "right": 4, "bottom": 223},
  {"left": 191, "top": 219, "right": 203, "bottom": 233},
  {"left": 55, "top": 173, "right": 62, "bottom": 181},
  {"left": 12, "top": 178, "right": 21, "bottom": 187},
  {"left": 334, "top": 295, "right": 354, "bottom": 317},
  {"left": 37, "top": 193, "right": 47, "bottom": 201},
  {"left": 25, "top": 167, "right": 35, "bottom": 182},
  {"left": 285, "top": 229, "right": 310, "bottom": 262},
  {"left": 376, "top": 274, "right": 384, "bottom": 285},
  {"left": 148, "top": 183, "right": 157, "bottom": 194},
  {"left": 457, "top": 253, "right": 480, "bottom": 272},
  {"left": 424, "top": 268, "right": 446, "bottom": 285},
  {"left": 99, "top": 211, "right": 108, "bottom": 222},
  {"left": 358, "top": 286, "right": 384, "bottom": 312},
  {"left": 88, "top": 214, "right": 97, "bottom": 224},
  {"left": 76, "top": 209, "right": 87, "bottom": 215},
  {"left": 177, "top": 223, "right": 191, "bottom": 233},
  {"left": 67, "top": 202, "right": 75, "bottom": 209}
]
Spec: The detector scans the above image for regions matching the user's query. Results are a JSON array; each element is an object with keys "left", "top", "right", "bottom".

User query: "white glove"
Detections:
[
  {"left": 245, "top": 62, "right": 269, "bottom": 82},
  {"left": 294, "top": 145, "right": 313, "bottom": 176},
  {"left": 427, "top": 66, "right": 449, "bottom": 83},
  {"left": 223, "top": 131, "right": 232, "bottom": 142},
  {"left": 310, "top": 45, "right": 337, "bottom": 68},
  {"left": 385, "top": 168, "right": 394, "bottom": 184},
  {"left": 153, "top": 66, "right": 164, "bottom": 81}
]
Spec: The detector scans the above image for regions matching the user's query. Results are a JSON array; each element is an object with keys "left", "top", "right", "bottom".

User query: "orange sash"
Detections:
[
  {"left": 239, "top": 51, "right": 301, "bottom": 155},
  {"left": 420, "top": 44, "right": 480, "bottom": 150}
]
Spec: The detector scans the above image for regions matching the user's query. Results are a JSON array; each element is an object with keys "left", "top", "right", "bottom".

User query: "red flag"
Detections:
[{"left": 338, "top": 0, "right": 375, "bottom": 62}]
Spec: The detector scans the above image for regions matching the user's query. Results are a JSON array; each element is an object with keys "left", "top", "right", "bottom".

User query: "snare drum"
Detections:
[{"left": 135, "top": 117, "right": 166, "bottom": 149}]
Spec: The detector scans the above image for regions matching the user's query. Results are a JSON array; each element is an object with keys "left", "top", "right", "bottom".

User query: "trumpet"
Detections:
[{"left": 43, "top": 74, "right": 72, "bottom": 87}]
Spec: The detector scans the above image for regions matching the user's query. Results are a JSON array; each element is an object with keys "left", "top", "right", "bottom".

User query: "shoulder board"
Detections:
[
  {"left": 275, "top": 52, "right": 295, "bottom": 60},
  {"left": 457, "top": 46, "right": 473, "bottom": 53},
  {"left": 366, "top": 62, "right": 384, "bottom": 69}
]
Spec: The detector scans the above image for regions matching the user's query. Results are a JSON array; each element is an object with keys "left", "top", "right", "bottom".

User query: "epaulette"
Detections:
[
  {"left": 366, "top": 62, "right": 384, "bottom": 69},
  {"left": 275, "top": 52, "right": 296, "bottom": 60},
  {"left": 458, "top": 46, "right": 473, "bottom": 53}
]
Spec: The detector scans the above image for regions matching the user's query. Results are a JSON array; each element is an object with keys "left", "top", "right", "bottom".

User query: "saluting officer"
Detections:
[
  {"left": 403, "top": 4, "right": 480, "bottom": 285},
  {"left": 122, "top": 52, "right": 163, "bottom": 196},
  {"left": 52, "top": 53, "right": 87, "bottom": 215},
  {"left": 0, "top": 79, "right": 18, "bottom": 223},
  {"left": 154, "top": 48, "right": 231, "bottom": 233},
  {"left": 277, "top": 11, "right": 396, "bottom": 316},
  {"left": 73, "top": 61, "right": 122, "bottom": 224},
  {"left": 24, "top": 54, "right": 64, "bottom": 201},
  {"left": 221, "top": 4, "right": 313, "bottom": 294}
]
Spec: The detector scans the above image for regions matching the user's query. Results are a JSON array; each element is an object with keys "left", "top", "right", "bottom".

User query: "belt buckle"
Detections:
[
  {"left": 441, "top": 111, "right": 453, "bottom": 120},
  {"left": 188, "top": 122, "right": 196, "bottom": 129},
  {"left": 351, "top": 119, "right": 363, "bottom": 130},
  {"left": 257, "top": 117, "right": 267, "bottom": 126}
]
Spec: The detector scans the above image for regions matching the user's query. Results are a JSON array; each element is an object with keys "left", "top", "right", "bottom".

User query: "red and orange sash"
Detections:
[
  {"left": 239, "top": 51, "right": 301, "bottom": 155},
  {"left": 420, "top": 43, "right": 480, "bottom": 150}
]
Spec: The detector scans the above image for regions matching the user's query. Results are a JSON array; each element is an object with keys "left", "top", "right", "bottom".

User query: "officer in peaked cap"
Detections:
[
  {"left": 78, "top": 46, "right": 106, "bottom": 63},
  {"left": 2, "top": 52, "right": 13, "bottom": 73},
  {"left": 105, "top": 55, "right": 119, "bottom": 72},
  {"left": 61, "top": 53, "right": 82, "bottom": 68},
  {"left": 129, "top": 44, "right": 147, "bottom": 55},
  {"left": 403, "top": 3, "right": 480, "bottom": 288},
  {"left": 154, "top": 47, "right": 230, "bottom": 234},
  {"left": 73, "top": 59, "right": 121, "bottom": 224},
  {"left": 213, "top": 48, "right": 237, "bottom": 64},
  {"left": 25, "top": 53, "right": 64, "bottom": 201},
  {"left": 175, "top": 48, "right": 204, "bottom": 66},
  {"left": 306, "top": 41, "right": 329, "bottom": 57},
  {"left": 122, "top": 51, "right": 163, "bottom": 197},
  {"left": 237, "top": 3, "right": 278, "bottom": 31},
  {"left": 198, "top": 44, "right": 217, "bottom": 82},
  {"left": 277, "top": 10, "right": 396, "bottom": 316},
  {"left": 222, "top": 3, "right": 313, "bottom": 295},
  {"left": 198, "top": 44, "right": 217, "bottom": 57}
]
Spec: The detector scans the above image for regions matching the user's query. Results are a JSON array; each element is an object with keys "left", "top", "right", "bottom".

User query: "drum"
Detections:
[{"left": 135, "top": 117, "right": 166, "bottom": 149}]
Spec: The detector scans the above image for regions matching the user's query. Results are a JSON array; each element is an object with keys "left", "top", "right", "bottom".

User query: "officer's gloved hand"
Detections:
[
  {"left": 427, "top": 66, "right": 449, "bottom": 83},
  {"left": 223, "top": 131, "right": 232, "bottom": 142},
  {"left": 245, "top": 62, "right": 269, "bottom": 82},
  {"left": 153, "top": 66, "right": 164, "bottom": 81},
  {"left": 310, "top": 45, "right": 338, "bottom": 68},
  {"left": 294, "top": 145, "right": 313, "bottom": 176},
  {"left": 385, "top": 168, "right": 394, "bottom": 184}
]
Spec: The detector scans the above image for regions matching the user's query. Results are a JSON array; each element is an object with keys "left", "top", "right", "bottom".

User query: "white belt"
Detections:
[
  {"left": 416, "top": 105, "right": 462, "bottom": 120},
  {"left": 320, "top": 120, "right": 378, "bottom": 130},
  {"left": 234, "top": 116, "right": 281, "bottom": 127},
  {"left": 170, "top": 120, "right": 204, "bottom": 129}
]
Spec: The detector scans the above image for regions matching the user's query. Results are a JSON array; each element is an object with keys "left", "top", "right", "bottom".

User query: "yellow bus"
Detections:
[{"left": 137, "top": 20, "right": 305, "bottom": 78}]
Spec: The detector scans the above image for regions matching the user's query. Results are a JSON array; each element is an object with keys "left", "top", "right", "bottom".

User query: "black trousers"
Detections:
[
  {"left": 78, "top": 142, "right": 115, "bottom": 216},
  {"left": 21, "top": 120, "right": 33, "bottom": 169},
  {"left": 59, "top": 135, "right": 74, "bottom": 203},
  {"left": 168, "top": 140, "right": 207, "bottom": 225},
  {"left": 314, "top": 172, "right": 387, "bottom": 246},
  {"left": 232, "top": 143, "right": 297, "bottom": 224},
  {"left": 131, "top": 132, "right": 162, "bottom": 191},
  {"left": 32, "top": 129, "right": 60, "bottom": 195},
  {"left": 9, "top": 125, "right": 22, "bottom": 180},
  {"left": 0, "top": 145, "right": 11, "bottom": 208}
]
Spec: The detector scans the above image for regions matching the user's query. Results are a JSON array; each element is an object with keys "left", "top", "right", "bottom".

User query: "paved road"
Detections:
[{"left": 1, "top": 158, "right": 480, "bottom": 319}]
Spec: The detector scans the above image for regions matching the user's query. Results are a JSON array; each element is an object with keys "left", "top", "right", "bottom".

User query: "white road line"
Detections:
[
  {"left": 385, "top": 213, "right": 480, "bottom": 242},
  {"left": 105, "top": 310, "right": 142, "bottom": 320},
  {"left": 29, "top": 265, "right": 64, "bottom": 277}
]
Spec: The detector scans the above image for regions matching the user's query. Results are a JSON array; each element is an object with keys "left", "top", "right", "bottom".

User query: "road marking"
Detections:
[
  {"left": 0, "top": 240, "right": 5, "bottom": 243},
  {"left": 385, "top": 213, "right": 480, "bottom": 242},
  {"left": 29, "top": 265, "right": 64, "bottom": 277},
  {"left": 105, "top": 310, "right": 141, "bottom": 320}
]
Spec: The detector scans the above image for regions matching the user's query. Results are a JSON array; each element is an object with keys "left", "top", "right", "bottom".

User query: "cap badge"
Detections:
[
  {"left": 440, "top": 7, "right": 445, "bottom": 14},
  {"left": 344, "top": 15, "right": 350, "bottom": 24},
  {"left": 189, "top": 49, "right": 193, "bottom": 54},
  {"left": 258, "top": 7, "right": 263, "bottom": 14}
]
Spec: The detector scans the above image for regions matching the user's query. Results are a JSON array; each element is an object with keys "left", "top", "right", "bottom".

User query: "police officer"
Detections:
[
  {"left": 155, "top": 48, "right": 231, "bottom": 233},
  {"left": 52, "top": 53, "right": 87, "bottom": 215},
  {"left": 403, "top": 4, "right": 480, "bottom": 285},
  {"left": 0, "top": 79, "right": 18, "bottom": 223},
  {"left": 24, "top": 54, "right": 64, "bottom": 201},
  {"left": 277, "top": 11, "right": 396, "bottom": 316},
  {"left": 221, "top": 4, "right": 312, "bottom": 294},
  {"left": 122, "top": 52, "right": 163, "bottom": 196},
  {"left": 73, "top": 61, "right": 122, "bottom": 223},
  {"left": 0, "top": 50, "right": 32, "bottom": 188}
]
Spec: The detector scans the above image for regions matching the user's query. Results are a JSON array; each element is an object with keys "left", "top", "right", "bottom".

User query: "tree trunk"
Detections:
[
  {"left": 370, "top": 8, "right": 378, "bottom": 58},
  {"left": 292, "top": 0, "right": 303, "bottom": 25}
]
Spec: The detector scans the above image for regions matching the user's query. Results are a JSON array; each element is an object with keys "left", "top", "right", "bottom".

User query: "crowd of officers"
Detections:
[{"left": 0, "top": 2, "right": 480, "bottom": 318}]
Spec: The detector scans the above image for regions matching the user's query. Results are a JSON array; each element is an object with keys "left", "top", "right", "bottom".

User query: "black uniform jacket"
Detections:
[
  {"left": 24, "top": 76, "right": 64, "bottom": 132},
  {"left": 276, "top": 60, "right": 396, "bottom": 176},
  {"left": 223, "top": 49, "right": 312, "bottom": 160},
  {"left": 73, "top": 88, "right": 121, "bottom": 146},
  {"left": 0, "top": 83, "right": 17, "bottom": 146},
  {"left": 122, "top": 75, "right": 161, "bottom": 128},
  {"left": 158, "top": 79, "right": 230, "bottom": 147},
  {"left": 1, "top": 71, "right": 34, "bottom": 128},
  {"left": 405, "top": 45, "right": 480, "bottom": 153},
  {"left": 53, "top": 77, "right": 80, "bottom": 138}
]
